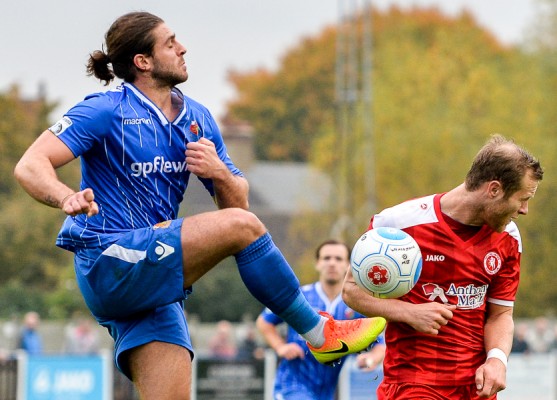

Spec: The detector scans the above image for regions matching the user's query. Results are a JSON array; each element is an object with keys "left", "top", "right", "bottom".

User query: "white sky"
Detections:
[{"left": 0, "top": 0, "right": 538, "bottom": 121}]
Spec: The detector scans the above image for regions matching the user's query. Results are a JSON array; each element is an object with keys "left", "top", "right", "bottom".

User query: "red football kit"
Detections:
[{"left": 370, "top": 193, "right": 520, "bottom": 387}]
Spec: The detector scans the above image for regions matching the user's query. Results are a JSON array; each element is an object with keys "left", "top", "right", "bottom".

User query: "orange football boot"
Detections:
[{"left": 307, "top": 311, "right": 386, "bottom": 365}]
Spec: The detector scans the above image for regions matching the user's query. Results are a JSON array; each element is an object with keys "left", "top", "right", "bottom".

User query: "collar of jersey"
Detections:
[{"left": 123, "top": 82, "right": 188, "bottom": 126}]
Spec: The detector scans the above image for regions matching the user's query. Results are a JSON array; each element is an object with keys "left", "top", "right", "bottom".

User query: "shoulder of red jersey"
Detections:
[
  {"left": 504, "top": 221, "right": 522, "bottom": 253},
  {"left": 371, "top": 194, "right": 439, "bottom": 230}
]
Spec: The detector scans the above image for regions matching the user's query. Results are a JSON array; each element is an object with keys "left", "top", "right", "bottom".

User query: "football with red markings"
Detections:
[{"left": 350, "top": 227, "right": 422, "bottom": 299}]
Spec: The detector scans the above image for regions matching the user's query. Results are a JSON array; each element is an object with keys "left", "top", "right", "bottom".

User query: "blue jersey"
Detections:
[
  {"left": 260, "top": 282, "right": 381, "bottom": 400},
  {"left": 52, "top": 82, "right": 242, "bottom": 252},
  {"left": 19, "top": 329, "right": 43, "bottom": 355}
]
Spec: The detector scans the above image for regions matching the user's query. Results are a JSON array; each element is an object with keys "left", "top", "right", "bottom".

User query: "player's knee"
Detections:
[{"left": 224, "top": 208, "right": 266, "bottom": 239}]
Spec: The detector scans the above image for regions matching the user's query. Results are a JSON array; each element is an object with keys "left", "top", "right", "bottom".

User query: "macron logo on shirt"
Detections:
[
  {"left": 130, "top": 156, "right": 187, "bottom": 178},
  {"left": 124, "top": 118, "right": 152, "bottom": 125}
]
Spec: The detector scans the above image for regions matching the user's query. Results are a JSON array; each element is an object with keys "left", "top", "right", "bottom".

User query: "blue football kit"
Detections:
[
  {"left": 52, "top": 82, "right": 243, "bottom": 375},
  {"left": 54, "top": 82, "right": 241, "bottom": 251},
  {"left": 260, "top": 282, "right": 385, "bottom": 400},
  {"left": 52, "top": 81, "right": 327, "bottom": 378}
]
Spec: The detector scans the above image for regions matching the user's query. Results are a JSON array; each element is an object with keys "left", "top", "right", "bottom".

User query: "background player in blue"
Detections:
[
  {"left": 13, "top": 11, "right": 386, "bottom": 400},
  {"left": 257, "top": 240, "right": 386, "bottom": 400}
]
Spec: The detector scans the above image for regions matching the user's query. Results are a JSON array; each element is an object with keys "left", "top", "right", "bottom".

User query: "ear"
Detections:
[
  {"left": 133, "top": 54, "right": 151, "bottom": 72},
  {"left": 487, "top": 181, "right": 503, "bottom": 199}
]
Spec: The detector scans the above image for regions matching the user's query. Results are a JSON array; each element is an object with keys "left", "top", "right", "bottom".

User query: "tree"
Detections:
[
  {"left": 2, "top": 5, "right": 555, "bottom": 320},
  {"left": 225, "top": 6, "right": 556, "bottom": 317},
  {"left": 225, "top": 27, "right": 337, "bottom": 162},
  {"left": 226, "top": 7, "right": 544, "bottom": 206},
  {"left": 0, "top": 86, "right": 84, "bottom": 318},
  {"left": 507, "top": 0, "right": 557, "bottom": 317}
]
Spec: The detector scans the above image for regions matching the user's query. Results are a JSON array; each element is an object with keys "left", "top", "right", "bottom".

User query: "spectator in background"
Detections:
[
  {"left": 18, "top": 311, "right": 43, "bottom": 355},
  {"left": 236, "top": 324, "right": 265, "bottom": 361},
  {"left": 2, "top": 315, "right": 19, "bottom": 352},
  {"left": 0, "top": 348, "right": 10, "bottom": 361},
  {"left": 550, "top": 325, "right": 557, "bottom": 352},
  {"left": 510, "top": 322, "right": 530, "bottom": 354},
  {"left": 64, "top": 316, "right": 100, "bottom": 355},
  {"left": 526, "top": 316, "right": 554, "bottom": 353},
  {"left": 208, "top": 320, "right": 238, "bottom": 360}
]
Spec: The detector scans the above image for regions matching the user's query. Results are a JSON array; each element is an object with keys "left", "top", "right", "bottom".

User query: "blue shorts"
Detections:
[
  {"left": 275, "top": 387, "right": 322, "bottom": 400},
  {"left": 74, "top": 218, "right": 193, "bottom": 377}
]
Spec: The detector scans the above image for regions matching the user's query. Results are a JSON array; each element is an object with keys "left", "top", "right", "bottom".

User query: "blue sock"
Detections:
[{"left": 235, "top": 233, "right": 321, "bottom": 334}]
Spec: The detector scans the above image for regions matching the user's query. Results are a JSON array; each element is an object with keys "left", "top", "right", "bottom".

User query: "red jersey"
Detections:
[{"left": 370, "top": 193, "right": 521, "bottom": 386}]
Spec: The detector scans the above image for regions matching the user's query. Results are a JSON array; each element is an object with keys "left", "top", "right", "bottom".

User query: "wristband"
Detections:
[{"left": 486, "top": 348, "right": 508, "bottom": 368}]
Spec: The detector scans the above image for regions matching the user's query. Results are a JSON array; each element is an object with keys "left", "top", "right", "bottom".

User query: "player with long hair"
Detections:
[{"left": 14, "top": 12, "right": 385, "bottom": 399}]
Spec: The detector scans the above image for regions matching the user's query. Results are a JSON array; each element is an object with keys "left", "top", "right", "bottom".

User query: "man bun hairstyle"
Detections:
[{"left": 86, "top": 12, "right": 164, "bottom": 85}]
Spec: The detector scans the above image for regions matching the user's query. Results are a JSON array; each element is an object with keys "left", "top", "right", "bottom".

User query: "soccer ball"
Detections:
[{"left": 350, "top": 227, "right": 422, "bottom": 299}]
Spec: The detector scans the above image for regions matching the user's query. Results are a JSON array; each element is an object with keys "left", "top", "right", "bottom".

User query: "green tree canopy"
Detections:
[
  {"left": 0, "top": 86, "right": 85, "bottom": 318},
  {"left": 1, "top": 5, "right": 555, "bottom": 320},
  {"left": 225, "top": 6, "right": 556, "bottom": 318}
]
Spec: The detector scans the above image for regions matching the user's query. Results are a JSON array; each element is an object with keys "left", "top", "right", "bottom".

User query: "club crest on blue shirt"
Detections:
[{"left": 186, "top": 120, "right": 200, "bottom": 142}]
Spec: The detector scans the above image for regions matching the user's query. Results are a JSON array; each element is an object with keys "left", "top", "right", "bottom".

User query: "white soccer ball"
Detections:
[{"left": 350, "top": 227, "right": 423, "bottom": 299}]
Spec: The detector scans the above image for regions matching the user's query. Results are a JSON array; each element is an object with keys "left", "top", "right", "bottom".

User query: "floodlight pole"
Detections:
[
  {"left": 361, "top": 0, "right": 376, "bottom": 217},
  {"left": 333, "top": 0, "right": 375, "bottom": 240}
]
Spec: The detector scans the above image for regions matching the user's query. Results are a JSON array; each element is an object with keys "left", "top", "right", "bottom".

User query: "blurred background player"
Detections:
[
  {"left": 343, "top": 134, "right": 543, "bottom": 400},
  {"left": 257, "top": 239, "right": 386, "bottom": 400}
]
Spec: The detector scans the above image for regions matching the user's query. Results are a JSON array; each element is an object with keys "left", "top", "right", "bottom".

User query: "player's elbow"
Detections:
[{"left": 14, "top": 156, "right": 31, "bottom": 187}]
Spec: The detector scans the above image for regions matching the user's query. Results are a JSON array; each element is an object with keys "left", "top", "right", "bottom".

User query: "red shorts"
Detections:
[{"left": 377, "top": 382, "right": 497, "bottom": 400}]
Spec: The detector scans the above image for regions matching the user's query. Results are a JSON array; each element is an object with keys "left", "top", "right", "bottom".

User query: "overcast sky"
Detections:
[{"left": 1, "top": 0, "right": 538, "bottom": 121}]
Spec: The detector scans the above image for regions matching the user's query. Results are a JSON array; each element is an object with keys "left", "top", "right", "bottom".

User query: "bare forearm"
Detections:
[
  {"left": 256, "top": 317, "right": 285, "bottom": 351},
  {"left": 14, "top": 130, "right": 78, "bottom": 209},
  {"left": 14, "top": 153, "right": 74, "bottom": 209},
  {"left": 343, "top": 273, "right": 456, "bottom": 334},
  {"left": 213, "top": 174, "right": 249, "bottom": 210},
  {"left": 342, "top": 278, "right": 411, "bottom": 322},
  {"left": 484, "top": 307, "right": 514, "bottom": 355},
  {"left": 185, "top": 138, "right": 250, "bottom": 209}
]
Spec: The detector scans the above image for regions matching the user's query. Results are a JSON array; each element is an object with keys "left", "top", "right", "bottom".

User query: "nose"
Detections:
[
  {"left": 177, "top": 41, "right": 187, "bottom": 56},
  {"left": 518, "top": 201, "right": 528, "bottom": 215}
]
